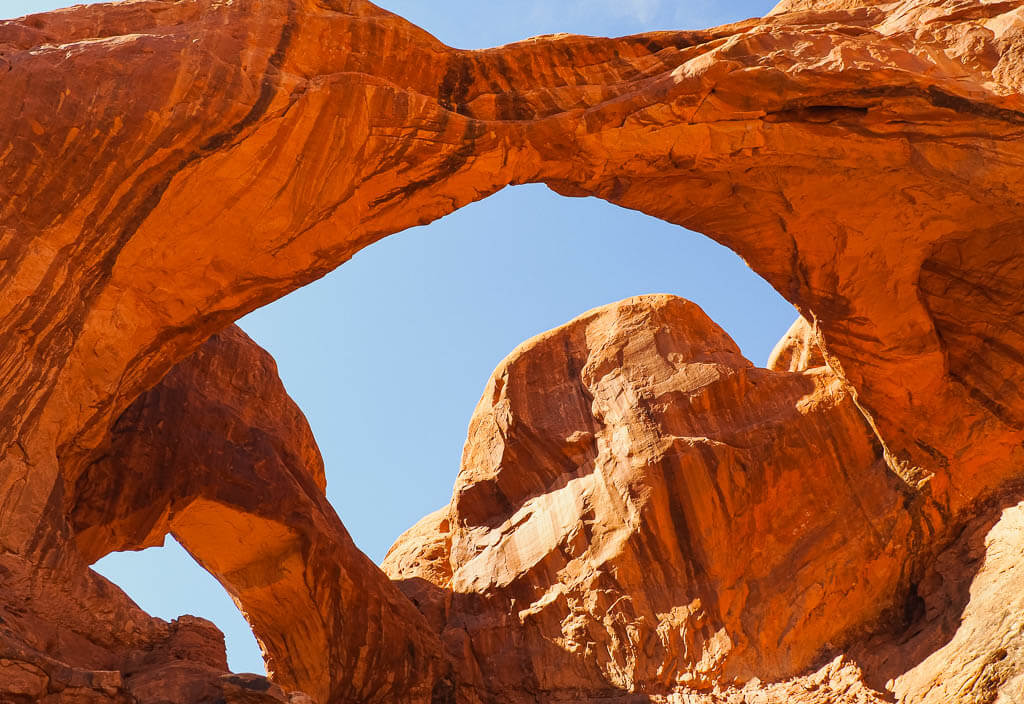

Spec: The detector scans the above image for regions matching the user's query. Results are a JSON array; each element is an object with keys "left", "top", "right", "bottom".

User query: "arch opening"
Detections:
[
  {"left": 80, "top": 184, "right": 797, "bottom": 682},
  {"left": 238, "top": 184, "right": 798, "bottom": 564},
  {"left": 91, "top": 537, "right": 266, "bottom": 675},
  {"left": 38, "top": 0, "right": 793, "bottom": 686}
]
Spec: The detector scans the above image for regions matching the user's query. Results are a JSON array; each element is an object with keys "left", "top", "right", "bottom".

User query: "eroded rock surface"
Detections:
[
  {"left": 386, "top": 296, "right": 1024, "bottom": 703},
  {"left": 0, "top": 327, "right": 362, "bottom": 702},
  {"left": 70, "top": 326, "right": 443, "bottom": 703},
  {"left": 1, "top": 0, "right": 1024, "bottom": 702},
  {"left": 383, "top": 295, "right": 911, "bottom": 702},
  {"left": 766, "top": 316, "right": 825, "bottom": 373}
]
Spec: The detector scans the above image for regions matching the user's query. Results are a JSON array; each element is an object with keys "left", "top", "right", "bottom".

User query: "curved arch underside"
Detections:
[{"left": 2, "top": 0, "right": 1024, "bottom": 702}]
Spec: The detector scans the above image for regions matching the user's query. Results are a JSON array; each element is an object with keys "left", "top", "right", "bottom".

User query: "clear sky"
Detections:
[{"left": 8, "top": 0, "right": 784, "bottom": 675}]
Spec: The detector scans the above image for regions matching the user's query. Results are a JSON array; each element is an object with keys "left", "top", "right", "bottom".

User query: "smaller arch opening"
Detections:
[{"left": 91, "top": 537, "right": 266, "bottom": 675}]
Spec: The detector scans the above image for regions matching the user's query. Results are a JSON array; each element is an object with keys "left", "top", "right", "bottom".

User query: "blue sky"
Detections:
[{"left": 9, "top": 0, "right": 783, "bottom": 675}]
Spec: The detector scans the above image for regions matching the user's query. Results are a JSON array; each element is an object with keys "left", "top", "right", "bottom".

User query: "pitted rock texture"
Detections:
[{"left": 1, "top": 0, "right": 1024, "bottom": 702}]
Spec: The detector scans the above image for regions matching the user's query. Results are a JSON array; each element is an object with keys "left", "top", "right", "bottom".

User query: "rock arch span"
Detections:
[{"left": 2, "top": 0, "right": 1024, "bottom": 701}]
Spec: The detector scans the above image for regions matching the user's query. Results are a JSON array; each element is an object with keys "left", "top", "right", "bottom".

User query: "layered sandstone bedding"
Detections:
[{"left": 1, "top": 0, "right": 1024, "bottom": 702}]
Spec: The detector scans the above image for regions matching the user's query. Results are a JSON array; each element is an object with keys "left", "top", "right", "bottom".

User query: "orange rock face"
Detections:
[
  {"left": 385, "top": 295, "right": 1024, "bottom": 703},
  {"left": 1, "top": 0, "right": 1024, "bottom": 702},
  {"left": 766, "top": 316, "right": 824, "bottom": 373},
  {"left": 383, "top": 295, "right": 914, "bottom": 701},
  {"left": 1, "top": 326, "right": 427, "bottom": 702},
  {"left": 70, "top": 326, "right": 443, "bottom": 703}
]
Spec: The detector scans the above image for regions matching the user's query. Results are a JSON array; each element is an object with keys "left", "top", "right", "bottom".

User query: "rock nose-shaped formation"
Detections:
[{"left": 2, "top": 0, "right": 1024, "bottom": 701}]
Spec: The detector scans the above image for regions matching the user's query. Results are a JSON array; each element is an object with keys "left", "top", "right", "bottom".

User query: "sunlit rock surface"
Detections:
[
  {"left": 766, "top": 316, "right": 825, "bottom": 373},
  {"left": 384, "top": 295, "right": 910, "bottom": 700},
  {"left": 1, "top": 0, "right": 1024, "bottom": 701},
  {"left": 386, "top": 296, "right": 1024, "bottom": 703}
]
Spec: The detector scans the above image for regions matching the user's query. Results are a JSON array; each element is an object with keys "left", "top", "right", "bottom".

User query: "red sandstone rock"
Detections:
[
  {"left": 0, "top": 0, "right": 1023, "bottom": 701},
  {"left": 71, "top": 326, "right": 443, "bottom": 703},
  {"left": 384, "top": 295, "right": 914, "bottom": 702},
  {"left": 387, "top": 296, "right": 1024, "bottom": 703},
  {"left": 766, "top": 316, "right": 825, "bottom": 372},
  {"left": 1, "top": 0, "right": 1022, "bottom": 536},
  {"left": 0, "top": 330, "right": 358, "bottom": 702}
]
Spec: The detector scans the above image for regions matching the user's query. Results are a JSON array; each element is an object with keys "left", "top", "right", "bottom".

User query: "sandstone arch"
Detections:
[
  {"left": 69, "top": 326, "right": 444, "bottom": 703},
  {"left": 2, "top": 0, "right": 1024, "bottom": 701}
]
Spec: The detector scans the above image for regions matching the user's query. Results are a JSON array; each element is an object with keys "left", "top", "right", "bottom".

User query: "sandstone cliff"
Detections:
[{"left": 1, "top": 0, "right": 1023, "bottom": 701}]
